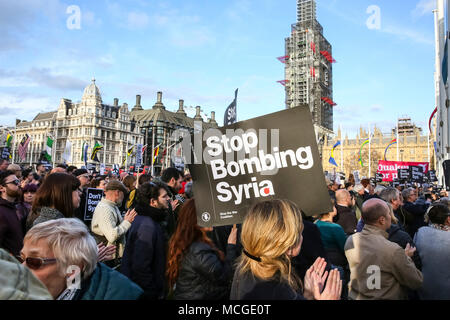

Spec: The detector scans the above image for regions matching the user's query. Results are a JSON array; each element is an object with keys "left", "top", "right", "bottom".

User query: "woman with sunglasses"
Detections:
[
  {"left": 20, "top": 218, "right": 143, "bottom": 300},
  {"left": 26, "top": 173, "right": 81, "bottom": 231}
]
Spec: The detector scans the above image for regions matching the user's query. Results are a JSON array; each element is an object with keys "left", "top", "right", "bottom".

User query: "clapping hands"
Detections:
[{"left": 304, "top": 257, "right": 342, "bottom": 300}]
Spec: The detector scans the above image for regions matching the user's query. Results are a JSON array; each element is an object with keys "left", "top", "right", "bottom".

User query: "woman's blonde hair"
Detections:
[{"left": 238, "top": 199, "right": 304, "bottom": 290}]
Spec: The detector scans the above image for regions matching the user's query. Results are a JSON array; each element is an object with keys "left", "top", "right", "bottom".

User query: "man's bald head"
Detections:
[
  {"left": 362, "top": 198, "right": 390, "bottom": 225},
  {"left": 336, "top": 189, "right": 351, "bottom": 206}
]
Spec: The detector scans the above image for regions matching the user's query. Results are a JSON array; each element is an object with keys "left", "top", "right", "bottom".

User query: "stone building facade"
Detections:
[
  {"left": 13, "top": 79, "right": 218, "bottom": 172},
  {"left": 322, "top": 124, "right": 434, "bottom": 179}
]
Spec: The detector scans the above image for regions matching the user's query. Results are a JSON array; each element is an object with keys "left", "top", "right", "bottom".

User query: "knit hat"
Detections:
[
  {"left": 105, "top": 180, "right": 128, "bottom": 194},
  {"left": 73, "top": 169, "right": 88, "bottom": 177}
]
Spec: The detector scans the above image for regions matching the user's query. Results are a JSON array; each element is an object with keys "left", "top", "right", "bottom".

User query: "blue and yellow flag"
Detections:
[{"left": 329, "top": 141, "right": 341, "bottom": 167}]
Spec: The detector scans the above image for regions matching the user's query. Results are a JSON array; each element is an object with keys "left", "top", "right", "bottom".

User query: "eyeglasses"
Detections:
[
  {"left": 16, "top": 256, "right": 57, "bottom": 270},
  {"left": 80, "top": 175, "right": 90, "bottom": 179},
  {"left": 4, "top": 179, "right": 20, "bottom": 186}
]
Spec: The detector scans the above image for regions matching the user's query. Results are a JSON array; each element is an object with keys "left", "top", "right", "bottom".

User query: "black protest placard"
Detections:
[
  {"left": 392, "top": 180, "right": 400, "bottom": 188},
  {"left": 188, "top": 106, "right": 332, "bottom": 228},
  {"left": 84, "top": 188, "right": 104, "bottom": 221},
  {"left": 410, "top": 166, "right": 424, "bottom": 183},
  {"left": 397, "top": 168, "right": 410, "bottom": 181},
  {"left": 375, "top": 172, "right": 383, "bottom": 183},
  {"left": 428, "top": 170, "right": 438, "bottom": 182},
  {"left": 1, "top": 147, "right": 10, "bottom": 160}
]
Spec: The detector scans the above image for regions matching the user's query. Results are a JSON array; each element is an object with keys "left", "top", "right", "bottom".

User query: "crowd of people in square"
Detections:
[{"left": 0, "top": 157, "right": 449, "bottom": 300}]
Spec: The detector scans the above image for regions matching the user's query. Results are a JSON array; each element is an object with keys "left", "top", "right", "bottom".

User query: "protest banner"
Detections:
[
  {"left": 188, "top": 106, "right": 332, "bottom": 228},
  {"left": 410, "top": 166, "right": 424, "bottom": 184},
  {"left": 428, "top": 170, "right": 438, "bottom": 182},
  {"left": 397, "top": 168, "right": 410, "bottom": 181},
  {"left": 377, "top": 160, "right": 429, "bottom": 182},
  {"left": 1, "top": 147, "right": 10, "bottom": 160},
  {"left": 375, "top": 172, "right": 383, "bottom": 183},
  {"left": 353, "top": 170, "right": 361, "bottom": 184},
  {"left": 84, "top": 188, "right": 104, "bottom": 221}
]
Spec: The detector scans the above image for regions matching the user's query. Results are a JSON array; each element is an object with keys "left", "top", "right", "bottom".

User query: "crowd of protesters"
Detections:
[{"left": 0, "top": 157, "right": 449, "bottom": 300}]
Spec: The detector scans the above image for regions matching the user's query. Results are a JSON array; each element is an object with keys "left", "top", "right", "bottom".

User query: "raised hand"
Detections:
[{"left": 124, "top": 208, "right": 137, "bottom": 223}]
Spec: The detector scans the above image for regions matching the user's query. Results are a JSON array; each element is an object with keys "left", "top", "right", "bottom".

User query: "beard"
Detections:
[{"left": 6, "top": 188, "right": 21, "bottom": 199}]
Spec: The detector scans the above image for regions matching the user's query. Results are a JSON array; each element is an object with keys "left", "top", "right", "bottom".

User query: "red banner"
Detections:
[{"left": 377, "top": 160, "right": 429, "bottom": 182}]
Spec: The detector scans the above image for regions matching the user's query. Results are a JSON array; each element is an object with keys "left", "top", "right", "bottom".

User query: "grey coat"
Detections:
[{"left": 414, "top": 226, "right": 450, "bottom": 300}]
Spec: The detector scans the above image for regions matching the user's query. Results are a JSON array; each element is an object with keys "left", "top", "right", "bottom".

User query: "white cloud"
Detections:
[
  {"left": 0, "top": 93, "right": 56, "bottom": 125},
  {"left": 381, "top": 25, "right": 434, "bottom": 45},
  {"left": 412, "top": 0, "right": 435, "bottom": 18}
]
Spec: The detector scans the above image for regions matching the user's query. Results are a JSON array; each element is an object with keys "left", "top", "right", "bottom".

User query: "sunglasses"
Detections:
[
  {"left": 4, "top": 179, "right": 20, "bottom": 186},
  {"left": 16, "top": 256, "right": 57, "bottom": 270}
]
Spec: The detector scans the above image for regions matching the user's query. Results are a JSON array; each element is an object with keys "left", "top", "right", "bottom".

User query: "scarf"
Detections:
[{"left": 429, "top": 223, "right": 450, "bottom": 232}]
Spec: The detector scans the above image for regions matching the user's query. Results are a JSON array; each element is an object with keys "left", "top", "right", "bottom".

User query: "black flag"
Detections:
[{"left": 224, "top": 89, "right": 238, "bottom": 126}]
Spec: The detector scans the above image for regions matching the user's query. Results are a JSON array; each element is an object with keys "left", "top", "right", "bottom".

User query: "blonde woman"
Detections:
[{"left": 230, "top": 200, "right": 342, "bottom": 300}]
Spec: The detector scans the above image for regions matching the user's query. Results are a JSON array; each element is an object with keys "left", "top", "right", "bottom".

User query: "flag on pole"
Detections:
[
  {"left": 91, "top": 142, "right": 103, "bottom": 162},
  {"left": 142, "top": 145, "right": 147, "bottom": 154},
  {"left": 18, "top": 134, "right": 31, "bottom": 162},
  {"left": 127, "top": 146, "right": 134, "bottom": 157},
  {"left": 43, "top": 136, "right": 54, "bottom": 162},
  {"left": 153, "top": 144, "right": 161, "bottom": 165},
  {"left": 358, "top": 139, "right": 370, "bottom": 167},
  {"left": 224, "top": 89, "right": 238, "bottom": 126},
  {"left": 329, "top": 141, "right": 341, "bottom": 167},
  {"left": 82, "top": 142, "right": 89, "bottom": 165},
  {"left": 383, "top": 139, "right": 397, "bottom": 161},
  {"left": 6, "top": 133, "right": 13, "bottom": 148},
  {"left": 62, "top": 140, "right": 72, "bottom": 163}
]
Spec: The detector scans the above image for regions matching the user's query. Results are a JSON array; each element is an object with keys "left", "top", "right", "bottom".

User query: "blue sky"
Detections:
[{"left": 0, "top": 0, "right": 440, "bottom": 137}]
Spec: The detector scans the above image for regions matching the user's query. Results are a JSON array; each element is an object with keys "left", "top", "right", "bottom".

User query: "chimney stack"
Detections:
[
  {"left": 194, "top": 106, "right": 203, "bottom": 121},
  {"left": 114, "top": 98, "right": 119, "bottom": 107},
  {"left": 152, "top": 91, "right": 165, "bottom": 110},
  {"left": 132, "top": 95, "right": 143, "bottom": 111},
  {"left": 209, "top": 111, "right": 217, "bottom": 126},
  {"left": 177, "top": 99, "right": 187, "bottom": 115}
]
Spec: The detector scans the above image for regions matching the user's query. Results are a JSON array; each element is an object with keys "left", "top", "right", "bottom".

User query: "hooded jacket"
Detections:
[
  {"left": 0, "top": 198, "right": 23, "bottom": 256},
  {"left": 120, "top": 204, "right": 167, "bottom": 299},
  {"left": 0, "top": 249, "right": 53, "bottom": 300}
]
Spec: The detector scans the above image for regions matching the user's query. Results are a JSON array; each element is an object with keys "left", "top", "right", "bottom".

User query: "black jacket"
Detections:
[
  {"left": 335, "top": 205, "right": 358, "bottom": 235},
  {"left": 74, "top": 188, "right": 89, "bottom": 228},
  {"left": 230, "top": 270, "right": 306, "bottom": 300},
  {"left": 0, "top": 198, "right": 23, "bottom": 256},
  {"left": 174, "top": 242, "right": 237, "bottom": 300},
  {"left": 402, "top": 201, "right": 429, "bottom": 238},
  {"left": 388, "top": 224, "right": 422, "bottom": 270},
  {"left": 120, "top": 205, "right": 167, "bottom": 299},
  {"left": 291, "top": 220, "right": 330, "bottom": 280}
]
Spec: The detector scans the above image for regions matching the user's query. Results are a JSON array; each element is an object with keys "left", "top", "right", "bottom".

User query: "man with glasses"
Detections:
[
  {"left": 0, "top": 170, "right": 24, "bottom": 256},
  {"left": 73, "top": 169, "right": 92, "bottom": 228}
]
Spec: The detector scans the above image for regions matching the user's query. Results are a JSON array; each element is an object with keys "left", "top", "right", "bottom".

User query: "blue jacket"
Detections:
[
  {"left": 80, "top": 263, "right": 143, "bottom": 300},
  {"left": 120, "top": 205, "right": 167, "bottom": 299}
]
